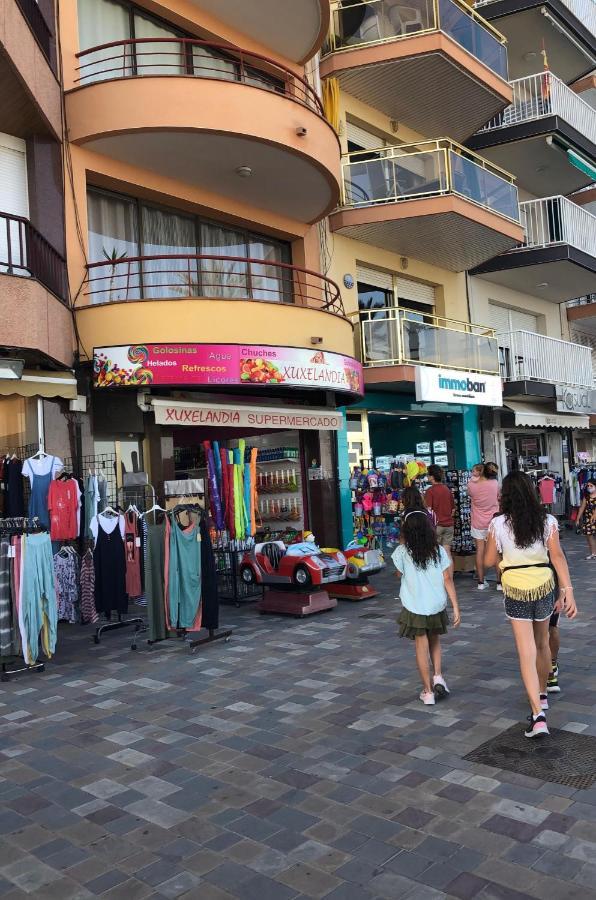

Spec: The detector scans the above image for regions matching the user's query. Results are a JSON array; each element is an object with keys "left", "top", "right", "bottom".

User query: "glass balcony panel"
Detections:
[
  {"left": 401, "top": 318, "right": 498, "bottom": 371},
  {"left": 449, "top": 151, "right": 518, "bottom": 220},
  {"left": 438, "top": 0, "right": 507, "bottom": 78},
  {"left": 331, "top": 0, "right": 435, "bottom": 50},
  {"left": 345, "top": 149, "right": 448, "bottom": 205},
  {"left": 362, "top": 314, "right": 399, "bottom": 363}
]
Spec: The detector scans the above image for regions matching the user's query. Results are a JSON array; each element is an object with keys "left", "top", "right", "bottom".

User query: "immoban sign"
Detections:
[{"left": 415, "top": 366, "right": 503, "bottom": 406}]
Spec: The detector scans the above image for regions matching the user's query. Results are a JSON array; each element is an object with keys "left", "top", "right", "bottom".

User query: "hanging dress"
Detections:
[
  {"left": 92, "top": 514, "right": 127, "bottom": 615},
  {"left": 165, "top": 513, "right": 201, "bottom": 630},
  {"left": 124, "top": 510, "right": 142, "bottom": 599},
  {"left": 145, "top": 519, "right": 167, "bottom": 642}
]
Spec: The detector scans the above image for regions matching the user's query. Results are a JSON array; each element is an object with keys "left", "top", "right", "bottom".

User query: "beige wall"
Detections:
[
  {"left": 468, "top": 276, "right": 564, "bottom": 336},
  {"left": 1, "top": 276, "right": 74, "bottom": 367}
]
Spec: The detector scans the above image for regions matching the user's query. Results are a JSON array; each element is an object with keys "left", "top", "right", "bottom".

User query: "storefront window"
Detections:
[{"left": 87, "top": 189, "right": 291, "bottom": 304}]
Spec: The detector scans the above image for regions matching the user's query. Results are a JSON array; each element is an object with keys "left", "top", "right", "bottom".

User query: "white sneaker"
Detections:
[
  {"left": 419, "top": 690, "right": 435, "bottom": 706},
  {"left": 496, "top": 584, "right": 503, "bottom": 592},
  {"left": 433, "top": 675, "right": 449, "bottom": 700},
  {"left": 477, "top": 581, "right": 489, "bottom": 591}
]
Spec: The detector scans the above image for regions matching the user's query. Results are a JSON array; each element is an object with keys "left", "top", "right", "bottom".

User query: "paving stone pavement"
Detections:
[{"left": 0, "top": 531, "right": 595, "bottom": 899}]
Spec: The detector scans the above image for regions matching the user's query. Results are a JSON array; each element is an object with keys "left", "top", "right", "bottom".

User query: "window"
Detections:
[
  {"left": 77, "top": 0, "right": 282, "bottom": 92},
  {"left": 0, "top": 134, "right": 29, "bottom": 276},
  {"left": 86, "top": 188, "right": 291, "bottom": 304}
]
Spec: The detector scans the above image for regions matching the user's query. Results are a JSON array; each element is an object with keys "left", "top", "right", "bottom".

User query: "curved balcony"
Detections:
[
  {"left": 330, "top": 139, "right": 523, "bottom": 271},
  {"left": 67, "top": 39, "right": 340, "bottom": 224},
  {"left": 74, "top": 255, "right": 355, "bottom": 358},
  {"left": 320, "top": 0, "right": 511, "bottom": 141},
  {"left": 188, "top": 0, "right": 330, "bottom": 63}
]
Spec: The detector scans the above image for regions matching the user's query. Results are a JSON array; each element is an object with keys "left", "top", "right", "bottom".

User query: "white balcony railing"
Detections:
[
  {"left": 353, "top": 307, "right": 500, "bottom": 373},
  {"left": 517, "top": 196, "right": 596, "bottom": 256},
  {"left": 474, "top": 0, "right": 596, "bottom": 39},
  {"left": 479, "top": 72, "right": 596, "bottom": 146},
  {"left": 498, "top": 330, "right": 594, "bottom": 387}
]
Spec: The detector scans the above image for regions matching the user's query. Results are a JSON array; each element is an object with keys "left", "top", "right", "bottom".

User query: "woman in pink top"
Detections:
[{"left": 468, "top": 462, "right": 500, "bottom": 591}]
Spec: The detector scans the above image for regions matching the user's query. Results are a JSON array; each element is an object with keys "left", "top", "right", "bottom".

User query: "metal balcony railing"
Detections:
[
  {"left": 0, "top": 212, "right": 68, "bottom": 303},
  {"left": 497, "top": 330, "right": 594, "bottom": 387},
  {"left": 518, "top": 196, "right": 596, "bottom": 256},
  {"left": 83, "top": 254, "right": 345, "bottom": 315},
  {"left": 75, "top": 38, "right": 324, "bottom": 116},
  {"left": 15, "top": 0, "right": 52, "bottom": 62},
  {"left": 325, "top": 0, "right": 508, "bottom": 79},
  {"left": 475, "top": 0, "right": 596, "bottom": 40},
  {"left": 479, "top": 71, "right": 596, "bottom": 146},
  {"left": 341, "top": 139, "right": 520, "bottom": 222},
  {"left": 353, "top": 307, "right": 500, "bottom": 373},
  {"left": 568, "top": 294, "right": 596, "bottom": 307}
]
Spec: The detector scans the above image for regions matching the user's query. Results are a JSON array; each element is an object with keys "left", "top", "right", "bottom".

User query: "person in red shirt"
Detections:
[{"left": 425, "top": 465, "right": 455, "bottom": 562}]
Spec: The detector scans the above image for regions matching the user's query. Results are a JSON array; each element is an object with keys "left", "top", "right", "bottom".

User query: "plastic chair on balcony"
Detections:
[{"left": 386, "top": 1, "right": 425, "bottom": 34}]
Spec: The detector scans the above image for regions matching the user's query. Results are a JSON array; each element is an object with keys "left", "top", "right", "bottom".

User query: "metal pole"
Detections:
[{"left": 37, "top": 397, "right": 45, "bottom": 453}]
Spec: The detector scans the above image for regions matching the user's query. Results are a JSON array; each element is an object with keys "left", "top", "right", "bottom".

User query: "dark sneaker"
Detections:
[
  {"left": 525, "top": 714, "right": 549, "bottom": 738},
  {"left": 547, "top": 666, "right": 560, "bottom": 694}
]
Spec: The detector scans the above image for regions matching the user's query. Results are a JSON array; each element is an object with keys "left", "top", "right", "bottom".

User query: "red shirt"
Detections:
[
  {"left": 425, "top": 483, "right": 455, "bottom": 526},
  {"left": 48, "top": 479, "right": 79, "bottom": 540}
]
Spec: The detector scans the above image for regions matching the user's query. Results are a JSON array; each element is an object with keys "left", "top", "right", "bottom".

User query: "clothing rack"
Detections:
[
  {"left": 186, "top": 626, "right": 232, "bottom": 651},
  {"left": 0, "top": 517, "right": 47, "bottom": 680},
  {"left": 93, "top": 613, "right": 146, "bottom": 650}
]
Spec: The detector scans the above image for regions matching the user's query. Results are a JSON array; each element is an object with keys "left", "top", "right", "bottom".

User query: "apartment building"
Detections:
[
  {"left": 317, "top": 0, "right": 595, "bottom": 518},
  {"left": 466, "top": 0, "right": 596, "bottom": 471},
  {"left": 0, "top": 0, "right": 75, "bottom": 451},
  {"left": 0, "top": 0, "right": 366, "bottom": 544},
  {"left": 1, "top": 0, "right": 594, "bottom": 546}
]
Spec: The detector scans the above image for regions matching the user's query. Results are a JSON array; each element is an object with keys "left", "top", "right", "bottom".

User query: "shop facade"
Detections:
[{"left": 78, "top": 342, "right": 363, "bottom": 550}]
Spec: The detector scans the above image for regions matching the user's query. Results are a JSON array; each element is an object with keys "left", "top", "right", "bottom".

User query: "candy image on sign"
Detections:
[{"left": 93, "top": 344, "right": 364, "bottom": 395}]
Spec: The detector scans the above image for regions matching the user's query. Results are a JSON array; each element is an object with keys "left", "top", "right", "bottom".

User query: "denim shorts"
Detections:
[{"left": 504, "top": 590, "right": 556, "bottom": 622}]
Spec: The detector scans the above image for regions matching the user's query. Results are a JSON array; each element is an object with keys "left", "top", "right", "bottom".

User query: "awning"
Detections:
[
  {"left": 0, "top": 370, "right": 77, "bottom": 399},
  {"left": 151, "top": 398, "right": 343, "bottom": 431},
  {"left": 505, "top": 401, "right": 589, "bottom": 430},
  {"left": 567, "top": 149, "right": 596, "bottom": 182}
]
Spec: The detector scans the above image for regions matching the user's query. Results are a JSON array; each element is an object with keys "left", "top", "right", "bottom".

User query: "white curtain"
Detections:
[
  {"left": 140, "top": 206, "right": 197, "bottom": 298},
  {"left": 248, "top": 239, "right": 290, "bottom": 303},
  {"left": 77, "top": 0, "right": 131, "bottom": 83},
  {"left": 191, "top": 45, "right": 236, "bottom": 81},
  {"left": 87, "top": 191, "right": 140, "bottom": 302},
  {"left": 200, "top": 223, "right": 248, "bottom": 298},
  {"left": 133, "top": 14, "right": 184, "bottom": 76}
]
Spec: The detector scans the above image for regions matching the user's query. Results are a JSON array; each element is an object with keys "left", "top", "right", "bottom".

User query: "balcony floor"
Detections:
[
  {"left": 320, "top": 34, "right": 511, "bottom": 142},
  {"left": 476, "top": 2, "right": 595, "bottom": 83},
  {"left": 330, "top": 196, "right": 522, "bottom": 272},
  {"left": 472, "top": 245, "right": 596, "bottom": 302},
  {"left": 468, "top": 120, "right": 596, "bottom": 197}
]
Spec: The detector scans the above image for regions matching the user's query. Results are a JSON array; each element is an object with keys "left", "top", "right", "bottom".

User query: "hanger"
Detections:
[
  {"left": 31, "top": 446, "right": 48, "bottom": 459},
  {"left": 100, "top": 505, "right": 119, "bottom": 517}
]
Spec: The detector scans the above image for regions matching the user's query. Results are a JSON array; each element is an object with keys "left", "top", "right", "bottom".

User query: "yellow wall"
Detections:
[
  {"left": 468, "top": 276, "right": 565, "bottom": 336},
  {"left": 329, "top": 91, "right": 469, "bottom": 323}
]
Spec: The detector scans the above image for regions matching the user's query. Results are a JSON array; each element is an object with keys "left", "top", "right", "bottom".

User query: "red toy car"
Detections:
[{"left": 240, "top": 541, "right": 347, "bottom": 588}]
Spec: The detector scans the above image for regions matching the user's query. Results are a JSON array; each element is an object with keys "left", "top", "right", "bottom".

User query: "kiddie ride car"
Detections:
[
  {"left": 240, "top": 540, "right": 347, "bottom": 589},
  {"left": 324, "top": 541, "right": 385, "bottom": 601}
]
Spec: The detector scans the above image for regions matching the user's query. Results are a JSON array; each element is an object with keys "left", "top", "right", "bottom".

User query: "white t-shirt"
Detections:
[
  {"left": 90, "top": 513, "right": 125, "bottom": 543},
  {"left": 22, "top": 455, "right": 63, "bottom": 484},
  {"left": 488, "top": 514, "right": 558, "bottom": 568}
]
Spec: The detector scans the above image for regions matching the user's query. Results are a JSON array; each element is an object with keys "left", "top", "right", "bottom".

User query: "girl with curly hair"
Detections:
[
  {"left": 392, "top": 510, "right": 460, "bottom": 706},
  {"left": 484, "top": 471, "right": 577, "bottom": 738}
]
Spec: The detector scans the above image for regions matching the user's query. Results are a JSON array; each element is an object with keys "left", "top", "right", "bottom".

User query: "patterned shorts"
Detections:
[{"left": 504, "top": 591, "right": 555, "bottom": 622}]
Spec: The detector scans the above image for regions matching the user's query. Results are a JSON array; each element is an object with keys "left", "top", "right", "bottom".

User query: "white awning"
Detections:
[
  {"left": 0, "top": 370, "right": 77, "bottom": 399},
  {"left": 505, "top": 401, "right": 590, "bottom": 430},
  {"left": 151, "top": 398, "right": 343, "bottom": 431}
]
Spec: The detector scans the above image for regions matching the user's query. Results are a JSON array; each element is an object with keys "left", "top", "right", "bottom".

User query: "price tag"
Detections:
[
  {"left": 135, "top": 537, "right": 141, "bottom": 547},
  {"left": 8, "top": 545, "right": 15, "bottom": 558}
]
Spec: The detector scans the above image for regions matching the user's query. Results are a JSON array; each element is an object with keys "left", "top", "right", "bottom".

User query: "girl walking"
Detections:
[
  {"left": 392, "top": 510, "right": 460, "bottom": 705},
  {"left": 484, "top": 472, "right": 577, "bottom": 738},
  {"left": 576, "top": 479, "right": 596, "bottom": 559},
  {"left": 468, "top": 463, "right": 500, "bottom": 591}
]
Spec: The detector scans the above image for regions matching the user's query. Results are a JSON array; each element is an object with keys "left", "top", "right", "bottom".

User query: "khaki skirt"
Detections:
[{"left": 399, "top": 608, "right": 449, "bottom": 640}]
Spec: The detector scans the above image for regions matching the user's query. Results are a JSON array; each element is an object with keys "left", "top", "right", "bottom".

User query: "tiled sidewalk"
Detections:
[{"left": 0, "top": 532, "right": 595, "bottom": 899}]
